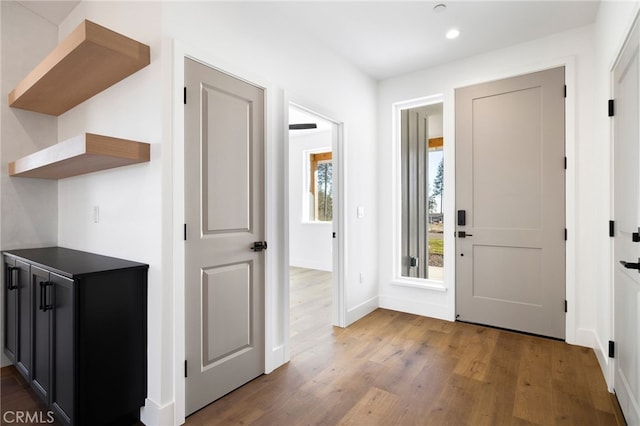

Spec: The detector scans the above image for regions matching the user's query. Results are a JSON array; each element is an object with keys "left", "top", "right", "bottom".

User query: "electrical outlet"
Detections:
[{"left": 93, "top": 205, "right": 100, "bottom": 223}]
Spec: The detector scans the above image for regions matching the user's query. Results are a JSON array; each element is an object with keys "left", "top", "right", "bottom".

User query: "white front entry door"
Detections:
[
  {"left": 612, "top": 16, "right": 640, "bottom": 425},
  {"left": 184, "top": 58, "right": 266, "bottom": 415}
]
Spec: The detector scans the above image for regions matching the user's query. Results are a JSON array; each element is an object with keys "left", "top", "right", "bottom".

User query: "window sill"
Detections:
[{"left": 391, "top": 278, "right": 447, "bottom": 292}]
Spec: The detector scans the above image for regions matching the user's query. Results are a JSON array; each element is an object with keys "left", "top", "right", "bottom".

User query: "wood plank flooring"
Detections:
[
  {"left": 1, "top": 364, "right": 62, "bottom": 425},
  {"left": 1, "top": 267, "right": 625, "bottom": 425},
  {"left": 187, "top": 267, "right": 625, "bottom": 425}
]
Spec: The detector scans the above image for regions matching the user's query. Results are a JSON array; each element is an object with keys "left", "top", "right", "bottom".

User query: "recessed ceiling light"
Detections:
[
  {"left": 446, "top": 28, "right": 460, "bottom": 39},
  {"left": 433, "top": 3, "right": 447, "bottom": 13}
]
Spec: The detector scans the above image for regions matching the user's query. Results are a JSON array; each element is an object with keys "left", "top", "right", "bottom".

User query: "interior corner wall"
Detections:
[
  {"left": 593, "top": 0, "right": 640, "bottom": 385},
  {"left": 0, "top": 1, "right": 59, "bottom": 366},
  {"left": 377, "top": 24, "right": 597, "bottom": 343},
  {"left": 163, "top": 0, "right": 378, "bottom": 344},
  {"left": 55, "top": 0, "right": 167, "bottom": 419},
  {"left": 289, "top": 130, "right": 333, "bottom": 272}
]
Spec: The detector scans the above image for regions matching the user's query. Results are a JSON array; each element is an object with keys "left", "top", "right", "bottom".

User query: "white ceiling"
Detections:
[
  {"left": 16, "top": 0, "right": 600, "bottom": 81},
  {"left": 275, "top": 1, "right": 600, "bottom": 80}
]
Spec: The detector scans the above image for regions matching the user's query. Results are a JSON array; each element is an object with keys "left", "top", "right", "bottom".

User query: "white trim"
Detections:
[
  {"left": 391, "top": 278, "right": 447, "bottom": 292},
  {"left": 140, "top": 398, "right": 175, "bottom": 426},
  {"left": 286, "top": 100, "right": 347, "bottom": 328},
  {"left": 390, "top": 94, "right": 445, "bottom": 288},
  {"left": 379, "top": 294, "right": 451, "bottom": 321},
  {"left": 346, "top": 296, "right": 378, "bottom": 326},
  {"left": 171, "top": 39, "right": 283, "bottom": 425}
]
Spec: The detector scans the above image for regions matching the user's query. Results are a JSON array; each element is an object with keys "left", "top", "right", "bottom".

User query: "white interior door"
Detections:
[
  {"left": 613, "top": 16, "right": 640, "bottom": 425},
  {"left": 455, "top": 67, "right": 566, "bottom": 339},
  {"left": 184, "top": 58, "right": 265, "bottom": 415}
]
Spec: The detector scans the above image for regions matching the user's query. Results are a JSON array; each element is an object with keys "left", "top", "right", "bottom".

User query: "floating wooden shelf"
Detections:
[
  {"left": 9, "top": 133, "right": 150, "bottom": 179},
  {"left": 8, "top": 20, "right": 150, "bottom": 116}
]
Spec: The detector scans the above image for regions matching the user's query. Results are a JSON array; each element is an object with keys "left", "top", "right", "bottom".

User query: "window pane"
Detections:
[{"left": 316, "top": 162, "right": 332, "bottom": 221}]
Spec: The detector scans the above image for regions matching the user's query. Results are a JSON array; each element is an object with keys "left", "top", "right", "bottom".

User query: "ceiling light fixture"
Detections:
[{"left": 446, "top": 28, "right": 460, "bottom": 39}]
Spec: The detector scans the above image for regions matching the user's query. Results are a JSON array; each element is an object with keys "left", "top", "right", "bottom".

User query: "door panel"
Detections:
[
  {"left": 202, "top": 263, "right": 252, "bottom": 367},
  {"left": 185, "top": 58, "right": 265, "bottom": 415},
  {"left": 202, "top": 85, "right": 251, "bottom": 233},
  {"left": 613, "top": 16, "right": 640, "bottom": 425},
  {"left": 456, "top": 67, "right": 566, "bottom": 339},
  {"left": 4, "top": 258, "right": 17, "bottom": 362},
  {"left": 16, "top": 259, "right": 31, "bottom": 379},
  {"left": 51, "top": 272, "right": 74, "bottom": 424},
  {"left": 31, "top": 266, "right": 50, "bottom": 403}
]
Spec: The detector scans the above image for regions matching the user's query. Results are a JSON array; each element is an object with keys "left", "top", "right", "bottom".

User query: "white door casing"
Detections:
[
  {"left": 184, "top": 57, "right": 265, "bottom": 415},
  {"left": 612, "top": 15, "right": 640, "bottom": 425}
]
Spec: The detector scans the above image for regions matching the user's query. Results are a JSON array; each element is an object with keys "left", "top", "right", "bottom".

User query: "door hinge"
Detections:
[
  {"left": 564, "top": 229, "right": 568, "bottom": 241},
  {"left": 564, "top": 300, "right": 568, "bottom": 313},
  {"left": 564, "top": 156, "right": 567, "bottom": 170},
  {"left": 184, "top": 224, "right": 187, "bottom": 241},
  {"left": 633, "top": 227, "right": 640, "bottom": 242},
  {"left": 185, "top": 360, "right": 188, "bottom": 377},
  {"left": 564, "top": 85, "right": 567, "bottom": 98},
  {"left": 608, "top": 340, "right": 615, "bottom": 358},
  {"left": 332, "top": 232, "right": 336, "bottom": 238},
  {"left": 608, "top": 99, "right": 615, "bottom": 117},
  {"left": 609, "top": 220, "right": 615, "bottom": 237},
  {"left": 184, "top": 87, "right": 187, "bottom": 105}
]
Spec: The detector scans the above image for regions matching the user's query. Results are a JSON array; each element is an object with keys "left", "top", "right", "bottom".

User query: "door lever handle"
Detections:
[
  {"left": 620, "top": 259, "right": 640, "bottom": 272},
  {"left": 458, "top": 231, "right": 473, "bottom": 238},
  {"left": 251, "top": 241, "right": 268, "bottom": 252}
]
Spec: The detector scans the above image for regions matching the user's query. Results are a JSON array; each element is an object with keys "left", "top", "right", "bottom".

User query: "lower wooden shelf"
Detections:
[{"left": 9, "top": 133, "right": 150, "bottom": 179}]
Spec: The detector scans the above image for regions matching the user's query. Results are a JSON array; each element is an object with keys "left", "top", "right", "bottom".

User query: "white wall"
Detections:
[
  {"left": 1, "top": 2, "right": 378, "bottom": 423},
  {"left": 289, "top": 130, "right": 333, "bottom": 272},
  {"left": 593, "top": 0, "right": 640, "bottom": 386},
  {"left": 55, "top": 1, "right": 166, "bottom": 422},
  {"left": 0, "top": 1, "right": 59, "bottom": 366},
  {"left": 378, "top": 25, "right": 596, "bottom": 341}
]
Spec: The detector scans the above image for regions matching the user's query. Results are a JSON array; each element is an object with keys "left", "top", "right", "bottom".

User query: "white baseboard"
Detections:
[
  {"left": 345, "top": 296, "right": 378, "bottom": 326},
  {"left": 289, "top": 258, "right": 332, "bottom": 272},
  {"left": 378, "top": 294, "right": 452, "bottom": 321},
  {"left": 266, "top": 344, "right": 287, "bottom": 374},
  {"left": 140, "top": 398, "right": 175, "bottom": 426}
]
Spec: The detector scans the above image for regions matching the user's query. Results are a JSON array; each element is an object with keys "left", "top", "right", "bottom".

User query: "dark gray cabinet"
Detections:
[
  {"left": 3, "top": 247, "right": 148, "bottom": 426},
  {"left": 4, "top": 257, "right": 31, "bottom": 379}
]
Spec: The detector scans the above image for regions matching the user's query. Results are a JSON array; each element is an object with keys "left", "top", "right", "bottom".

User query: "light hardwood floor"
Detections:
[
  {"left": 187, "top": 268, "right": 625, "bottom": 425},
  {"left": 1, "top": 267, "right": 625, "bottom": 425}
]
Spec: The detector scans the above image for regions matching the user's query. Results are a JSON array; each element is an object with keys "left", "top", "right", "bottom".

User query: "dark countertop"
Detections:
[{"left": 3, "top": 247, "right": 148, "bottom": 279}]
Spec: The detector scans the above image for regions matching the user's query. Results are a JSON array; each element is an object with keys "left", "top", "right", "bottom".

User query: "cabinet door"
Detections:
[
  {"left": 4, "top": 256, "right": 17, "bottom": 362},
  {"left": 31, "top": 265, "right": 51, "bottom": 404},
  {"left": 50, "top": 272, "right": 74, "bottom": 425},
  {"left": 4, "top": 257, "right": 32, "bottom": 380},
  {"left": 15, "top": 259, "right": 31, "bottom": 380}
]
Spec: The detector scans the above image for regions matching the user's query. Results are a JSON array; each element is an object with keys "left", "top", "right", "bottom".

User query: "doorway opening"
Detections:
[{"left": 288, "top": 104, "right": 339, "bottom": 356}]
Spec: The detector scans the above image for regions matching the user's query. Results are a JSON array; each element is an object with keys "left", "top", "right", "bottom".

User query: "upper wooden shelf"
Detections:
[
  {"left": 9, "top": 133, "right": 150, "bottom": 179},
  {"left": 8, "top": 20, "right": 150, "bottom": 116}
]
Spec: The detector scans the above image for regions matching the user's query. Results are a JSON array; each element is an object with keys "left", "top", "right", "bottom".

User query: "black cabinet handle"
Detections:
[
  {"left": 39, "top": 281, "right": 53, "bottom": 312},
  {"left": 6, "top": 266, "right": 18, "bottom": 290}
]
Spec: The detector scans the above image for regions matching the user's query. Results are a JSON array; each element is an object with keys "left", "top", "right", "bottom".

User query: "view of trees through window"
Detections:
[{"left": 309, "top": 152, "right": 333, "bottom": 222}]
